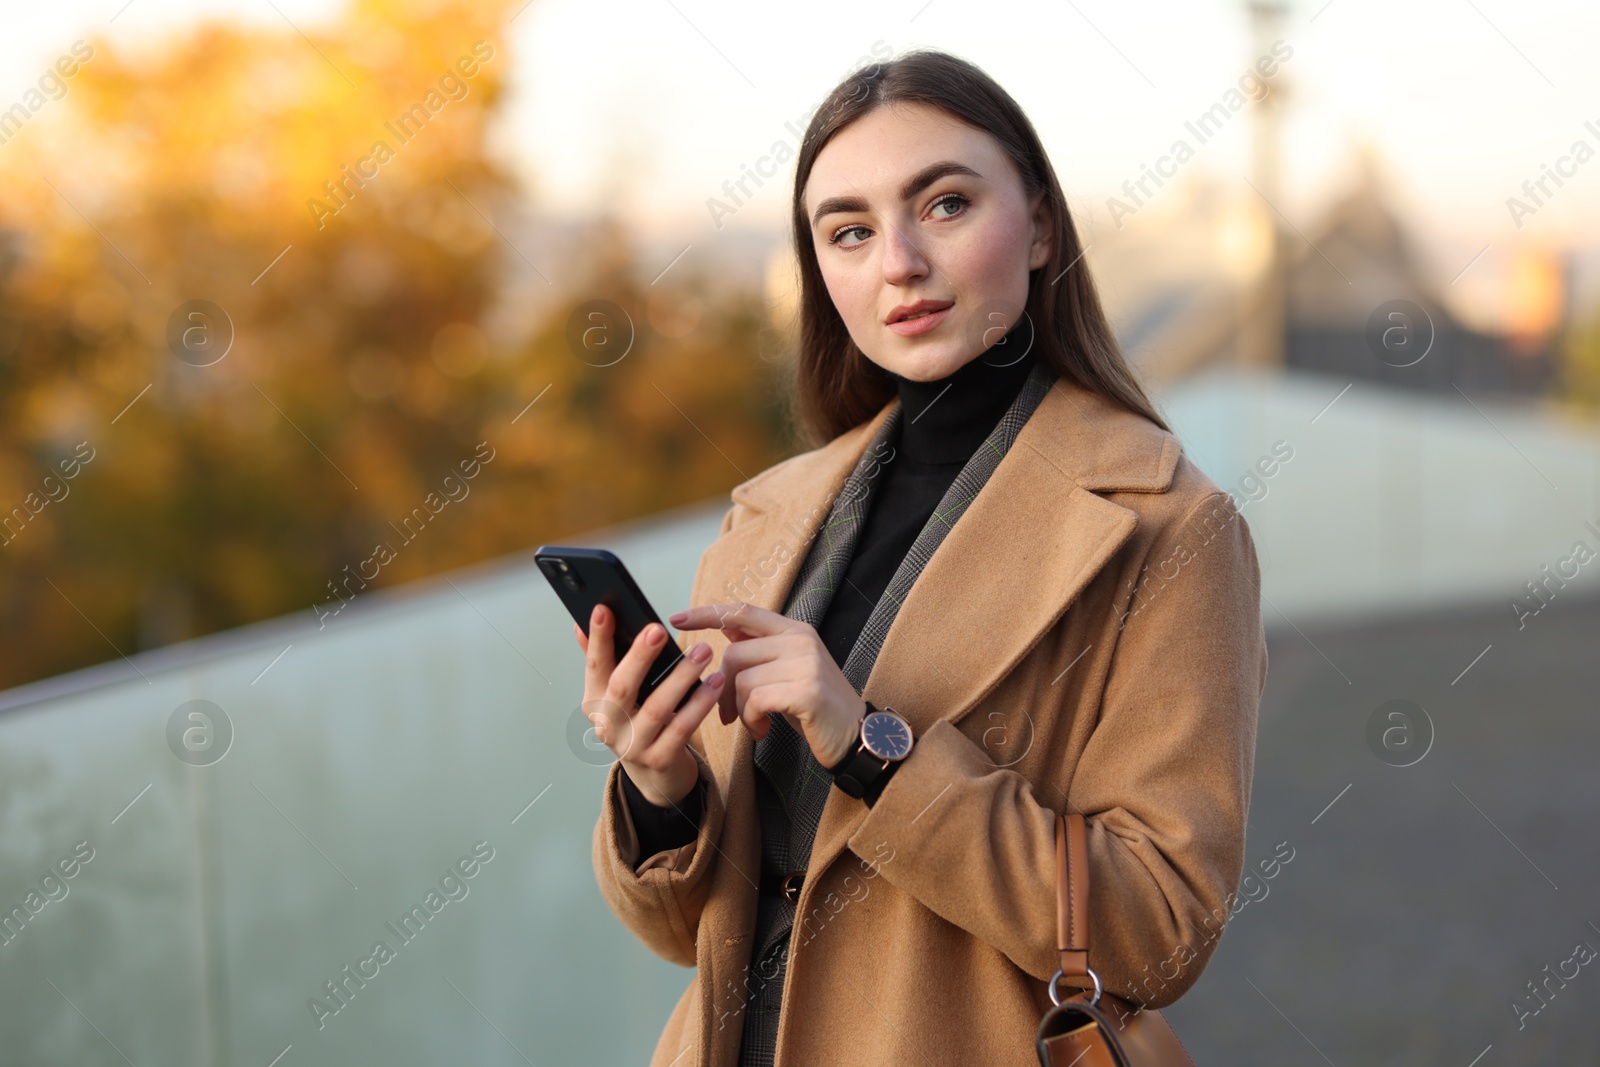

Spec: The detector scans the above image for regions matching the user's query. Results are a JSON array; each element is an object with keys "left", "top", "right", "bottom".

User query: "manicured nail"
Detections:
[
  {"left": 668, "top": 610, "right": 689, "bottom": 625},
  {"left": 688, "top": 641, "right": 711, "bottom": 663},
  {"left": 705, "top": 671, "right": 725, "bottom": 688},
  {"left": 648, "top": 624, "right": 667, "bottom": 643}
]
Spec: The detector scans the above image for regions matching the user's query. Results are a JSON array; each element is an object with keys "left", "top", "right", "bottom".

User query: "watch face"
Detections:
[{"left": 862, "top": 711, "right": 913, "bottom": 760}]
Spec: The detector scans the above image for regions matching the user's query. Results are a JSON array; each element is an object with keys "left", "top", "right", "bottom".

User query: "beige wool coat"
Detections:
[{"left": 591, "top": 371, "right": 1268, "bottom": 1067}]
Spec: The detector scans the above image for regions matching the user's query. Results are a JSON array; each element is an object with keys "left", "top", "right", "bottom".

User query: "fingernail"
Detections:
[
  {"left": 648, "top": 624, "right": 666, "bottom": 643},
  {"left": 689, "top": 641, "right": 711, "bottom": 663},
  {"left": 706, "top": 671, "right": 724, "bottom": 687},
  {"left": 668, "top": 610, "right": 689, "bottom": 625}
]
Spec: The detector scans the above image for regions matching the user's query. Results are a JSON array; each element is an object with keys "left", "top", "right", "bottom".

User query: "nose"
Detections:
[{"left": 879, "top": 220, "right": 931, "bottom": 288}]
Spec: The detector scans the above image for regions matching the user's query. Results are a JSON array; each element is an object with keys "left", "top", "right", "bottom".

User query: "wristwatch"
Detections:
[{"left": 826, "top": 701, "right": 915, "bottom": 805}]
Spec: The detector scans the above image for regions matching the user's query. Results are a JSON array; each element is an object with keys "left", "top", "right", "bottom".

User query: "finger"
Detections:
[
  {"left": 711, "top": 676, "right": 770, "bottom": 740},
  {"left": 670, "top": 601, "right": 795, "bottom": 640},
  {"left": 729, "top": 660, "right": 795, "bottom": 739},
  {"left": 651, "top": 669, "right": 725, "bottom": 753},
  {"left": 632, "top": 640, "right": 715, "bottom": 749},
  {"left": 744, "top": 704, "right": 774, "bottom": 742},
  {"left": 574, "top": 622, "right": 588, "bottom": 655},
  {"left": 713, "top": 635, "right": 791, "bottom": 728},
  {"left": 583, "top": 604, "right": 615, "bottom": 698},
  {"left": 606, "top": 620, "right": 672, "bottom": 714},
  {"left": 742, "top": 695, "right": 789, "bottom": 743},
  {"left": 713, "top": 635, "right": 790, "bottom": 676}
]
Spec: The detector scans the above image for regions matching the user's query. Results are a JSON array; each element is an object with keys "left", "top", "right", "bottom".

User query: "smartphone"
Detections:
[{"left": 535, "top": 545, "right": 701, "bottom": 711}]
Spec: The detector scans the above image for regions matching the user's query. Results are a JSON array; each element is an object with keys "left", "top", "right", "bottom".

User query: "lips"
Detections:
[
  {"left": 885, "top": 304, "right": 952, "bottom": 338},
  {"left": 887, "top": 299, "right": 954, "bottom": 325}
]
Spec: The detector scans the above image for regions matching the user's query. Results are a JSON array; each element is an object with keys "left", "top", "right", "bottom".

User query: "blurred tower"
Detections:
[{"left": 1239, "top": 0, "right": 1292, "bottom": 370}]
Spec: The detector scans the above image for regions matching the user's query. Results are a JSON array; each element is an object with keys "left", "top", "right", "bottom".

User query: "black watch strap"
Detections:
[
  {"left": 827, "top": 701, "right": 908, "bottom": 807},
  {"left": 862, "top": 756, "right": 903, "bottom": 808}
]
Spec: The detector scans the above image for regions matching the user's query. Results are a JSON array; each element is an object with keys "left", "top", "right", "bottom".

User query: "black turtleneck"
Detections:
[
  {"left": 814, "top": 323, "right": 1038, "bottom": 667},
  {"left": 620, "top": 321, "right": 1039, "bottom": 864}
]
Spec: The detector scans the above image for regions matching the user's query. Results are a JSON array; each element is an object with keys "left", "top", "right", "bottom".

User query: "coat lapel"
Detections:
[
  {"left": 689, "top": 372, "right": 1182, "bottom": 926},
  {"left": 692, "top": 400, "right": 898, "bottom": 621},
  {"left": 861, "top": 373, "right": 1181, "bottom": 738}
]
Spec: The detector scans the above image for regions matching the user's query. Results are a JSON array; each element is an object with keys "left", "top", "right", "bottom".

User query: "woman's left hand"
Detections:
[{"left": 668, "top": 602, "right": 866, "bottom": 767}]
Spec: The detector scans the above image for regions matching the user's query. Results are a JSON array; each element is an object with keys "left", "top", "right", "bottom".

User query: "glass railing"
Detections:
[{"left": 0, "top": 498, "right": 726, "bottom": 1066}]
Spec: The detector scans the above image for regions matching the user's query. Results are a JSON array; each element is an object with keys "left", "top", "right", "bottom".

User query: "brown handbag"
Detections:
[{"left": 1035, "top": 812, "right": 1199, "bottom": 1067}]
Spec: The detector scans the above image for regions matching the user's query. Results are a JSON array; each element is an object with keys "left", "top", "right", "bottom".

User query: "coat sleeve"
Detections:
[
  {"left": 844, "top": 490, "right": 1266, "bottom": 1008},
  {"left": 590, "top": 501, "right": 740, "bottom": 967},
  {"left": 592, "top": 741, "right": 725, "bottom": 967},
  {"left": 620, "top": 762, "right": 704, "bottom": 863}
]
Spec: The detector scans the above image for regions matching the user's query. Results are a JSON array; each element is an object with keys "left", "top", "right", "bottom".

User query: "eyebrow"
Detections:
[{"left": 809, "top": 160, "right": 984, "bottom": 230}]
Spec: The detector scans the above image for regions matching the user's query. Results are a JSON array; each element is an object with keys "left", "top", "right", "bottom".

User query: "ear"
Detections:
[{"left": 1027, "top": 190, "right": 1053, "bottom": 271}]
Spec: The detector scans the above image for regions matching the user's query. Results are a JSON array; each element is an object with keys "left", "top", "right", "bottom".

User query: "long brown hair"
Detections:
[{"left": 787, "top": 48, "right": 1170, "bottom": 445}]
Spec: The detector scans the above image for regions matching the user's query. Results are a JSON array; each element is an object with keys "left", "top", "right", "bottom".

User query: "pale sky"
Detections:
[{"left": 4, "top": 0, "right": 1599, "bottom": 264}]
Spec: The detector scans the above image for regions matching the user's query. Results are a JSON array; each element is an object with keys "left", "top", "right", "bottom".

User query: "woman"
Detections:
[{"left": 579, "top": 49, "right": 1266, "bottom": 1067}]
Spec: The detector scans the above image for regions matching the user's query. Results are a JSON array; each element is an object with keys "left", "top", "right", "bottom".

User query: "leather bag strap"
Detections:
[
  {"left": 1040, "top": 811, "right": 1202, "bottom": 1067},
  {"left": 1055, "top": 812, "right": 1093, "bottom": 988}
]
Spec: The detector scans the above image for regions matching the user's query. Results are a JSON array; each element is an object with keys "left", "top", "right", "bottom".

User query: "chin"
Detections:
[{"left": 883, "top": 341, "right": 975, "bottom": 382}]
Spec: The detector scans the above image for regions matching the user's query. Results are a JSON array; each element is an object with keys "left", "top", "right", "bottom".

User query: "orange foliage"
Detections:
[{"left": 0, "top": 0, "right": 790, "bottom": 688}]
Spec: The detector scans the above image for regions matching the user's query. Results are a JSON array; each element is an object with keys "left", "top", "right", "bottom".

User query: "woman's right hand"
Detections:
[{"left": 575, "top": 603, "right": 725, "bottom": 808}]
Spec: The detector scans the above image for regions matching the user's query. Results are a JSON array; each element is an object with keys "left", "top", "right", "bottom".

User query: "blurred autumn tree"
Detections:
[{"left": 0, "top": 0, "right": 792, "bottom": 689}]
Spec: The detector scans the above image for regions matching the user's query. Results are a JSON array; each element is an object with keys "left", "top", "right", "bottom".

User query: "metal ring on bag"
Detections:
[{"left": 1048, "top": 966, "right": 1103, "bottom": 1007}]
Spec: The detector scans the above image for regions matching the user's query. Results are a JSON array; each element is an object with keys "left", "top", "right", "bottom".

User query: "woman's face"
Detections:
[{"left": 803, "top": 101, "right": 1052, "bottom": 382}]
